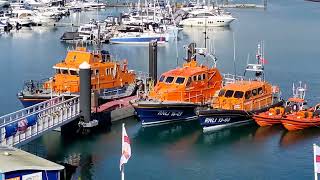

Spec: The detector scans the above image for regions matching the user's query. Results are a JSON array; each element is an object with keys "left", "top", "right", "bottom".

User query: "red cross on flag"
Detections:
[{"left": 120, "top": 123, "right": 131, "bottom": 171}]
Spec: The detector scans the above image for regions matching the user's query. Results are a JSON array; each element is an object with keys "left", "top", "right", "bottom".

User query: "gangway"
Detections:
[{"left": 0, "top": 95, "right": 80, "bottom": 147}]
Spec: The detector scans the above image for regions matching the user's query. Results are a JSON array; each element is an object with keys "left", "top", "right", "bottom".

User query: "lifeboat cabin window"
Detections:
[
  {"left": 106, "top": 68, "right": 110, "bottom": 75},
  {"left": 186, "top": 77, "right": 191, "bottom": 87},
  {"left": 193, "top": 76, "right": 197, "bottom": 81},
  {"left": 198, "top": 75, "right": 202, "bottom": 81},
  {"left": 165, "top": 76, "right": 174, "bottom": 83},
  {"left": 159, "top": 75, "right": 165, "bottom": 82},
  {"left": 176, "top": 77, "right": 185, "bottom": 84},
  {"left": 218, "top": 89, "right": 225, "bottom": 97},
  {"left": 95, "top": 69, "right": 99, "bottom": 75},
  {"left": 252, "top": 89, "right": 258, "bottom": 96},
  {"left": 224, "top": 90, "right": 234, "bottom": 98},
  {"left": 202, "top": 74, "right": 206, "bottom": 80},
  {"left": 245, "top": 91, "right": 252, "bottom": 100},
  {"left": 62, "top": 69, "right": 68, "bottom": 75},
  {"left": 56, "top": 69, "right": 61, "bottom": 74},
  {"left": 70, "top": 70, "right": 78, "bottom": 76},
  {"left": 234, "top": 91, "right": 244, "bottom": 99},
  {"left": 258, "top": 87, "right": 263, "bottom": 94}
]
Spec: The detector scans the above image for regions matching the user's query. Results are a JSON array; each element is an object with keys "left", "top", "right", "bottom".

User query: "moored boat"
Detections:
[
  {"left": 18, "top": 47, "right": 138, "bottom": 107},
  {"left": 253, "top": 81, "right": 307, "bottom": 126},
  {"left": 198, "top": 42, "right": 283, "bottom": 132},
  {"left": 131, "top": 43, "right": 223, "bottom": 126},
  {"left": 179, "top": 8, "right": 235, "bottom": 27},
  {"left": 281, "top": 104, "right": 320, "bottom": 131},
  {"left": 110, "top": 30, "right": 167, "bottom": 45}
]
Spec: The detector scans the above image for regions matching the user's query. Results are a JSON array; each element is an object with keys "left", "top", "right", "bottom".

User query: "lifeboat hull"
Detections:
[
  {"left": 253, "top": 114, "right": 283, "bottom": 127},
  {"left": 281, "top": 117, "right": 320, "bottom": 131},
  {"left": 198, "top": 101, "right": 284, "bottom": 132},
  {"left": 198, "top": 109, "right": 253, "bottom": 132},
  {"left": 19, "top": 98, "right": 49, "bottom": 107},
  {"left": 132, "top": 101, "right": 198, "bottom": 126}
]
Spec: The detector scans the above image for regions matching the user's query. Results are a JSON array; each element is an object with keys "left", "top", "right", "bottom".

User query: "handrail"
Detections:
[
  {"left": 216, "top": 94, "right": 272, "bottom": 111},
  {"left": 0, "top": 96, "right": 63, "bottom": 124},
  {"left": 0, "top": 95, "right": 79, "bottom": 127},
  {"left": 149, "top": 83, "right": 219, "bottom": 103}
]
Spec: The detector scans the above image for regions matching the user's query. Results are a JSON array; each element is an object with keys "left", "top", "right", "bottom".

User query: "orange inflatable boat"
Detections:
[{"left": 253, "top": 82, "right": 307, "bottom": 127}]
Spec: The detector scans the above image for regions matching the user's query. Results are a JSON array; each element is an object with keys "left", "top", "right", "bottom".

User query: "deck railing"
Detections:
[{"left": 0, "top": 95, "right": 80, "bottom": 147}]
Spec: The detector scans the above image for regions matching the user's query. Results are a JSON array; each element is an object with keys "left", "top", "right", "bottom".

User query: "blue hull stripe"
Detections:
[{"left": 134, "top": 106, "right": 197, "bottom": 126}]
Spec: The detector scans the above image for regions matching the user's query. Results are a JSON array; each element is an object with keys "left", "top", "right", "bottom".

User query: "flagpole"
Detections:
[
  {"left": 121, "top": 166, "right": 125, "bottom": 180},
  {"left": 314, "top": 144, "right": 318, "bottom": 180},
  {"left": 121, "top": 123, "right": 125, "bottom": 180}
]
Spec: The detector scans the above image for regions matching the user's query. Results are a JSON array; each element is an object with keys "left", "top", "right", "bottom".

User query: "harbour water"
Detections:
[{"left": 1, "top": 0, "right": 320, "bottom": 179}]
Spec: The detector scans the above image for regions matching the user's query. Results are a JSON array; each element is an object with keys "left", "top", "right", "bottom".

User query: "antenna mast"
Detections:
[{"left": 233, "top": 32, "right": 237, "bottom": 77}]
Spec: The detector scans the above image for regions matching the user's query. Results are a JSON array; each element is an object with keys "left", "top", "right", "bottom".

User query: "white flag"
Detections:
[
  {"left": 120, "top": 124, "right": 131, "bottom": 171},
  {"left": 314, "top": 144, "right": 320, "bottom": 174}
]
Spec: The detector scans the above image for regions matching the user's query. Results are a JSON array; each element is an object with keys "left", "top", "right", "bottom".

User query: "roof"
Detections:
[
  {"left": 223, "top": 80, "right": 269, "bottom": 91},
  {"left": 0, "top": 146, "right": 64, "bottom": 173},
  {"left": 288, "top": 97, "right": 305, "bottom": 103},
  {"left": 162, "top": 61, "right": 210, "bottom": 77},
  {"left": 162, "top": 66, "right": 205, "bottom": 77}
]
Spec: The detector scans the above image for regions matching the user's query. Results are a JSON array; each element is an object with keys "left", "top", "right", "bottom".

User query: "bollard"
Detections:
[
  {"left": 79, "top": 62, "right": 91, "bottom": 123},
  {"left": 149, "top": 40, "right": 157, "bottom": 84}
]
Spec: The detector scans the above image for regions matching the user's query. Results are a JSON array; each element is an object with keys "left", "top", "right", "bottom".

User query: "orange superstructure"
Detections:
[
  {"left": 42, "top": 47, "right": 136, "bottom": 93},
  {"left": 148, "top": 59, "right": 222, "bottom": 103},
  {"left": 213, "top": 81, "right": 276, "bottom": 111},
  {"left": 18, "top": 47, "right": 137, "bottom": 107}
]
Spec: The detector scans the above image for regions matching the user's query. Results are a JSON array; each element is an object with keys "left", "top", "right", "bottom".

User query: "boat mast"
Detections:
[{"left": 232, "top": 32, "right": 237, "bottom": 77}]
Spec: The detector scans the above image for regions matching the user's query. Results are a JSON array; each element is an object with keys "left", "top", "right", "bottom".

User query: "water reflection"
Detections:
[
  {"left": 252, "top": 125, "right": 283, "bottom": 142},
  {"left": 135, "top": 121, "right": 201, "bottom": 145},
  {"left": 1, "top": 26, "right": 58, "bottom": 39},
  {"left": 181, "top": 26, "right": 232, "bottom": 47},
  {"left": 201, "top": 123, "right": 257, "bottom": 146},
  {"left": 280, "top": 128, "right": 320, "bottom": 148}
]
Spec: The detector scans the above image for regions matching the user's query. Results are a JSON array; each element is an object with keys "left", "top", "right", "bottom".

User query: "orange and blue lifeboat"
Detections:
[
  {"left": 18, "top": 47, "right": 137, "bottom": 107},
  {"left": 131, "top": 59, "right": 223, "bottom": 126}
]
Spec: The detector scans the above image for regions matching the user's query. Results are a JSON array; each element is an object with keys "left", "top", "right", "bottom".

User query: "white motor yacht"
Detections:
[
  {"left": 0, "top": 0, "right": 9, "bottom": 8},
  {"left": 179, "top": 9, "right": 235, "bottom": 27},
  {"left": 9, "top": 9, "right": 34, "bottom": 26}
]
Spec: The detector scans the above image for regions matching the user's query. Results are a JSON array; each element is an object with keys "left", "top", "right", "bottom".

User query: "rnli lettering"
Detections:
[
  {"left": 158, "top": 111, "right": 183, "bottom": 117},
  {"left": 204, "top": 117, "right": 231, "bottom": 123}
]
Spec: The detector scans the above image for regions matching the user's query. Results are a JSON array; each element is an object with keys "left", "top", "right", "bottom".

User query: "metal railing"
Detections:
[
  {"left": 146, "top": 83, "right": 220, "bottom": 104},
  {"left": 0, "top": 95, "right": 80, "bottom": 147},
  {"left": 101, "top": 84, "right": 136, "bottom": 99},
  {"left": 222, "top": 73, "right": 244, "bottom": 85},
  {"left": 216, "top": 94, "right": 272, "bottom": 111}
]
